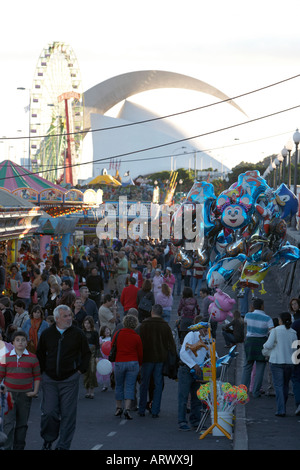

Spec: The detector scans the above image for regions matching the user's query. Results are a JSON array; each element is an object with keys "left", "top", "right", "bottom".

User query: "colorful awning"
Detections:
[
  {"left": 0, "top": 160, "right": 88, "bottom": 216},
  {"left": 0, "top": 160, "right": 67, "bottom": 193}
]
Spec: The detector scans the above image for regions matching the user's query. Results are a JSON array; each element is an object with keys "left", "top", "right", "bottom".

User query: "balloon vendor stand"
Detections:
[
  {"left": 196, "top": 325, "right": 249, "bottom": 439},
  {"left": 199, "top": 325, "right": 232, "bottom": 440}
]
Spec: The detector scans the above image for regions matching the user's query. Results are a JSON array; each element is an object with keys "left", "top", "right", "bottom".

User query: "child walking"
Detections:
[
  {"left": 0, "top": 330, "right": 40, "bottom": 450},
  {"left": 82, "top": 316, "right": 100, "bottom": 399}
]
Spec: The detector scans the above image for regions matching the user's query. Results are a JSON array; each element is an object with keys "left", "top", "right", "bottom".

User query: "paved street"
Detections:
[
  {"left": 24, "top": 292, "right": 236, "bottom": 452},
  {"left": 23, "top": 250, "right": 300, "bottom": 452}
]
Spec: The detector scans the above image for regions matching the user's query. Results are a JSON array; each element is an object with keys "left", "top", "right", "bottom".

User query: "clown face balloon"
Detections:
[{"left": 216, "top": 193, "right": 253, "bottom": 232}]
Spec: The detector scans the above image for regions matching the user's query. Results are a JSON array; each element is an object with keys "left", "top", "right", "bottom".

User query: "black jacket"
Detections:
[
  {"left": 139, "top": 316, "right": 176, "bottom": 363},
  {"left": 86, "top": 274, "right": 104, "bottom": 294},
  {"left": 36, "top": 324, "right": 91, "bottom": 380}
]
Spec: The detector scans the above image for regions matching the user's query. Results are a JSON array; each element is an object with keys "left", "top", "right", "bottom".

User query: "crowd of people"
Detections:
[
  {"left": 0, "top": 238, "right": 209, "bottom": 449},
  {"left": 0, "top": 236, "right": 300, "bottom": 449}
]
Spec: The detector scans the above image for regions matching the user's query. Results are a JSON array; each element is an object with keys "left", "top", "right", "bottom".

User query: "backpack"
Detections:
[{"left": 138, "top": 293, "right": 153, "bottom": 312}]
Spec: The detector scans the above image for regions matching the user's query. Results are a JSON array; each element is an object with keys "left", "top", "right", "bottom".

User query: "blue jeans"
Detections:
[
  {"left": 114, "top": 361, "right": 139, "bottom": 401},
  {"left": 177, "top": 365, "right": 202, "bottom": 426},
  {"left": 240, "top": 287, "right": 250, "bottom": 317},
  {"left": 270, "top": 363, "right": 293, "bottom": 415},
  {"left": 222, "top": 330, "right": 235, "bottom": 346},
  {"left": 139, "top": 362, "right": 164, "bottom": 415},
  {"left": 191, "top": 277, "right": 202, "bottom": 297},
  {"left": 162, "top": 308, "right": 171, "bottom": 323},
  {"left": 173, "top": 273, "right": 182, "bottom": 296},
  {"left": 241, "top": 359, "right": 266, "bottom": 397}
]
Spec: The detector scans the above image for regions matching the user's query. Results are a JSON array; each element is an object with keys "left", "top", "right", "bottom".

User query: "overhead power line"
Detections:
[
  {"left": 0, "top": 103, "right": 299, "bottom": 182},
  {"left": 2, "top": 73, "right": 300, "bottom": 142},
  {"left": 26, "top": 128, "right": 295, "bottom": 170}
]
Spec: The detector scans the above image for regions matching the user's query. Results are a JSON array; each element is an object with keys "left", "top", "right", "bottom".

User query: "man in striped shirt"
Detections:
[
  {"left": 241, "top": 298, "right": 273, "bottom": 398},
  {"left": 0, "top": 330, "right": 40, "bottom": 450}
]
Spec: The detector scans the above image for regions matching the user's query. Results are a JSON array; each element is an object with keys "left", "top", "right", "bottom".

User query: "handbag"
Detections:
[
  {"left": 262, "top": 347, "right": 271, "bottom": 357},
  {"left": 108, "top": 329, "right": 121, "bottom": 362},
  {"left": 162, "top": 347, "right": 179, "bottom": 380},
  {"left": 262, "top": 328, "right": 277, "bottom": 358}
]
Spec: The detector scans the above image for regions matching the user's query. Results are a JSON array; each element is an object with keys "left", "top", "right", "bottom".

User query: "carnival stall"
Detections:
[
  {"left": 0, "top": 160, "right": 95, "bottom": 261},
  {"left": 0, "top": 189, "right": 42, "bottom": 264},
  {"left": 0, "top": 160, "right": 87, "bottom": 217}
]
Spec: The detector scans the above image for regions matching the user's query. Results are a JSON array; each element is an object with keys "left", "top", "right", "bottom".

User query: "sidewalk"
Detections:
[
  {"left": 234, "top": 342, "right": 300, "bottom": 450},
  {"left": 232, "top": 261, "right": 300, "bottom": 451}
]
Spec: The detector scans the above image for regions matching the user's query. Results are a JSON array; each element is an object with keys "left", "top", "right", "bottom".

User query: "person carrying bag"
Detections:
[{"left": 109, "top": 330, "right": 121, "bottom": 362}]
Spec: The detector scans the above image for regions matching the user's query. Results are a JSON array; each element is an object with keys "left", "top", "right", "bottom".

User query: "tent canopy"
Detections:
[
  {"left": 0, "top": 160, "right": 88, "bottom": 217},
  {"left": 88, "top": 174, "right": 121, "bottom": 186},
  {"left": 0, "top": 160, "right": 67, "bottom": 193}
]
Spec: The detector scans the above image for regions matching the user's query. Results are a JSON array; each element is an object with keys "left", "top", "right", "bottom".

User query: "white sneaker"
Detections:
[{"left": 295, "top": 404, "right": 300, "bottom": 416}]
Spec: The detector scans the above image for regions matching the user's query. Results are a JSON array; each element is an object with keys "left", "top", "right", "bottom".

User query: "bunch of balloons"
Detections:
[
  {"left": 96, "top": 341, "right": 113, "bottom": 381},
  {"left": 171, "top": 170, "right": 300, "bottom": 294},
  {"left": 197, "top": 383, "right": 212, "bottom": 408},
  {"left": 197, "top": 382, "right": 249, "bottom": 412},
  {"left": 220, "top": 383, "right": 249, "bottom": 412}
]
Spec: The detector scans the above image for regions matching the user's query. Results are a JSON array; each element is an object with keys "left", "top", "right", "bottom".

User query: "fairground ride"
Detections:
[{"left": 30, "top": 41, "right": 84, "bottom": 185}]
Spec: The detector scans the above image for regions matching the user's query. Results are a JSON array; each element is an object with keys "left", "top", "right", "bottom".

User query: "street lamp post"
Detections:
[
  {"left": 266, "top": 162, "right": 273, "bottom": 187},
  {"left": 293, "top": 129, "right": 300, "bottom": 197},
  {"left": 273, "top": 158, "right": 279, "bottom": 188},
  {"left": 281, "top": 146, "right": 288, "bottom": 185},
  {"left": 271, "top": 160, "right": 276, "bottom": 188},
  {"left": 286, "top": 140, "right": 293, "bottom": 189},
  {"left": 171, "top": 146, "right": 187, "bottom": 172},
  {"left": 277, "top": 154, "right": 284, "bottom": 186},
  {"left": 292, "top": 129, "right": 300, "bottom": 229},
  {"left": 179, "top": 178, "right": 183, "bottom": 201}
]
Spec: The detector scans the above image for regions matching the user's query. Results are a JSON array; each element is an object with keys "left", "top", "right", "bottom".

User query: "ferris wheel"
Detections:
[{"left": 30, "top": 41, "right": 84, "bottom": 185}]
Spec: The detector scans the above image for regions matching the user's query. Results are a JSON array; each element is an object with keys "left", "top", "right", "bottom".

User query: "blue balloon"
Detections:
[
  {"left": 271, "top": 184, "right": 298, "bottom": 220},
  {"left": 235, "top": 170, "right": 270, "bottom": 202},
  {"left": 216, "top": 346, "right": 238, "bottom": 367},
  {"left": 268, "top": 244, "right": 300, "bottom": 269},
  {"left": 206, "top": 254, "right": 247, "bottom": 289}
]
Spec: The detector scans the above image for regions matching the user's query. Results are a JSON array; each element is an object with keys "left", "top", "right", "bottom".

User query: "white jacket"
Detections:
[{"left": 263, "top": 325, "right": 297, "bottom": 364}]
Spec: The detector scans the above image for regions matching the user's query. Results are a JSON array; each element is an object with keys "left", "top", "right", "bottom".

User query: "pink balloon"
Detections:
[
  {"left": 101, "top": 341, "right": 112, "bottom": 356},
  {"left": 208, "top": 288, "right": 235, "bottom": 322}
]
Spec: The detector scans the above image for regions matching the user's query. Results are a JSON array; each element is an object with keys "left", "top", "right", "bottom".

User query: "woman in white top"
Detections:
[
  {"left": 152, "top": 269, "right": 163, "bottom": 302},
  {"left": 263, "top": 312, "right": 297, "bottom": 416}
]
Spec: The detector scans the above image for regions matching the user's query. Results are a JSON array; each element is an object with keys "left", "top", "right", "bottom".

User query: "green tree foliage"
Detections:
[
  {"left": 227, "top": 161, "right": 267, "bottom": 187},
  {"left": 146, "top": 154, "right": 295, "bottom": 199}
]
